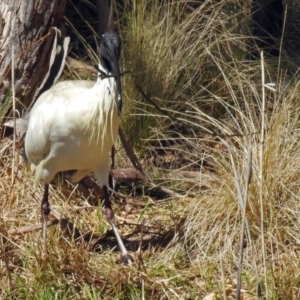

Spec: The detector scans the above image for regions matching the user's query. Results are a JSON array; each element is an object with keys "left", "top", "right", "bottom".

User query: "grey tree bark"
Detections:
[{"left": 0, "top": 0, "right": 67, "bottom": 120}]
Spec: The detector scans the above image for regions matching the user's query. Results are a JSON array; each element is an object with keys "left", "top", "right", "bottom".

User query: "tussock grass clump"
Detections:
[
  {"left": 121, "top": 0, "right": 250, "bottom": 147},
  {"left": 179, "top": 59, "right": 300, "bottom": 298}
]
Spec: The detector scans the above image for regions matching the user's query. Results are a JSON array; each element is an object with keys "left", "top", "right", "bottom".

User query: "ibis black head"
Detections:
[{"left": 100, "top": 31, "right": 122, "bottom": 115}]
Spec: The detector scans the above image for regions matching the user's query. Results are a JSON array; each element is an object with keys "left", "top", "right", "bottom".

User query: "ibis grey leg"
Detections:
[
  {"left": 41, "top": 184, "right": 51, "bottom": 248},
  {"left": 102, "top": 185, "right": 132, "bottom": 264}
]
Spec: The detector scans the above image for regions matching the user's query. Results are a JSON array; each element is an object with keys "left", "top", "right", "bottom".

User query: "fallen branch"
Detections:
[
  {"left": 118, "top": 127, "right": 184, "bottom": 198},
  {"left": 8, "top": 219, "right": 59, "bottom": 235}
]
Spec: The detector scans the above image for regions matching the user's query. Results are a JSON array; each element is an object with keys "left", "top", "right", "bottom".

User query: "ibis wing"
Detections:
[{"left": 25, "top": 80, "right": 95, "bottom": 166}]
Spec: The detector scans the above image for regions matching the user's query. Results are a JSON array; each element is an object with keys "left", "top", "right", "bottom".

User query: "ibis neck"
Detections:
[
  {"left": 96, "top": 63, "right": 121, "bottom": 115},
  {"left": 96, "top": 64, "right": 114, "bottom": 88},
  {"left": 98, "top": 63, "right": 107, "bottom": 77}
]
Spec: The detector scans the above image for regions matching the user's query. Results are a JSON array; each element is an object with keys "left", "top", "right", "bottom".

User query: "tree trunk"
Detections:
[{"left": 0, "top": 0, "right": 68, "bottom": 120}]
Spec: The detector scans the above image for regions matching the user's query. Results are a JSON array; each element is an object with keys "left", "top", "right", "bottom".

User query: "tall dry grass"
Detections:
[{"left": 121, "top": 0, "right": 251, "bottom": 147}]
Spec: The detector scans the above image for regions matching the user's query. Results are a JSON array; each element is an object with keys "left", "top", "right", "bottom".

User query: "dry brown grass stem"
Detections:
[
  {"left": 259, "top": 50, "right": 267, "bottom": 298},
  {"left": 11, "top": 44, "right": 16, "bottom": 187}
]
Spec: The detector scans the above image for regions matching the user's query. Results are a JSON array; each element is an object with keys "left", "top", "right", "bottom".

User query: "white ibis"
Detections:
[{"left": 24, "top": 31, "right": 131, "bottom": 264}]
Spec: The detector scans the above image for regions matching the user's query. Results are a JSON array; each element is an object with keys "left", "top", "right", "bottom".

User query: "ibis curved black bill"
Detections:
[{"left": 100, "top": 31, "right": 122, "bottom": 115}]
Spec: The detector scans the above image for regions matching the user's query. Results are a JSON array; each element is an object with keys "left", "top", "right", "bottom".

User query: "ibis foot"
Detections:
[{"left": 117, "top": 253, "right": 133, "bottom": 265}]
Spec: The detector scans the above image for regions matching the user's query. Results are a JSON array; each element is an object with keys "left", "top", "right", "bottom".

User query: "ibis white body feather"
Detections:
[{"left": 25, "top": 77, "right": 119, "bottom": 187}]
